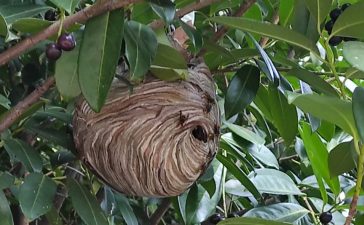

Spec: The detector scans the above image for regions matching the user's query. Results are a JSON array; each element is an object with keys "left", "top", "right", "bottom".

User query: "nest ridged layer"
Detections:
[{"left": 73, "top": 62, "right": 220, "bottom": 197}]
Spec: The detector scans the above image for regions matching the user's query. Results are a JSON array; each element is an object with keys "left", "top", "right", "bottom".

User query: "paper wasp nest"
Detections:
[{"left": 73, "top": 61, "right": 220, "bottom": 197}]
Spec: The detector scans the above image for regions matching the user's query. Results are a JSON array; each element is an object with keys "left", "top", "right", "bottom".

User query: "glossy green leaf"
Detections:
[
  {"left": 247, "top": 144, "right": 279, "bottom": 169},
  {"left": 115, "top": 194, "right": 138, "bottom": 225},
  {"left": 149, "top": 0, "right": 175, "bottom": 24},
  {"left": 55, "top": 35, "right": 81, "bottom": 99},
  {"left": 219, "top": 217, "right": 292, "bottom": 225},
  {"left": 244, "top": 203, "right": 309, "bottom": 223},
  {"left": 49, "top": 0, "right": 80, "bottom": 14},
  {"left": 150, "top": 66, "right": 188, "bottom": 81},
  {"left": 287, "top": 68, "right": 339, "bottom": 97},
  {"left": 0, "top": 190, "right": 13, "bottom": 225},
  {"left": 180, "top": 20, "right": 203, "bottom": 52},
  {"left": 300, "top": 123, "right": 340, "bottom": 195},
  {"left": 331, "top": 1, "right": 364, "bottom": 39},
  {"left": 248, "top": 169, "right": 303, "bottom": 195},
  {"left": 11, "top": 18, "right": 51, "bottom": 34},
  {"left": 79, "top": 10, "right": 124, "bottom": 112},
  {"left": 152, "top": 43, "right": 187, "bottom": 69},
  {"left": 225, "top": 65, "right": 260, "bottom": 119},
  {"left": 19, "top": 173, "right": 57, "bottom": 221},
  {"left": 0, "top": 4, "right": 51, "bottom": 24},
  {"left": 3, "top": 138, "right": 42, "bottom": 172},
  {"left": 287, "top": 92, "right": 357, "bottom": 136},
  {"left": 343, "top": 41, "right": 364, "bottom": 72},
  {"left": 279, "top": 0, "right": 295, "bottom": 26},
  {"left": 225, "top": 122, "right": 265, "bottom": 145},
  {"left": 217, "top": 154, "right": 262, "bottom": 200},
  {"left": 328, "top": 141, "right": 356, "bottom": 177},
  {"left": 304, "top": 0, "right": 332, "bottom": 28},
  {"left": 0, "top": 13, "right": 8, "bottom": 38},
  {"left": 353, "top": 86, "right": 364, "bottom": 143},
  {"left": 67, "top": 178, "right": 108, "bottom": 225},
  {"left": 209, "top": 16, "right": 319, "bottom": 54},
  {"left": 124, "top": 20, "right": 158, "bottom": 82},
  {"left": 268, "top": 86, "right": 298, "bottom": 145},
  {"left": 0, "top": 94, "right": 10, "bottom": 109},
  {"left": 0, "top": 172, "right": 14, "bottom": 189}
]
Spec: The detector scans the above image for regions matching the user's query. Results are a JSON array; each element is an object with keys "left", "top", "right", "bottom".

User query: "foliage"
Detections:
[{"left": 0, "top": 0, "right": 364, "bottom": 225}]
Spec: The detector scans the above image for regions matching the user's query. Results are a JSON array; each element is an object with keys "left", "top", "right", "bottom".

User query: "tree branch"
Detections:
[
  {"left": 0, "top": 0, "right": 141, "bottom": 66},
  {"left": 0, "top": 77, "right": 55, "bottom": 133},
  {"left": 149, "top": 198, "right": 171, "bottom": 225}
]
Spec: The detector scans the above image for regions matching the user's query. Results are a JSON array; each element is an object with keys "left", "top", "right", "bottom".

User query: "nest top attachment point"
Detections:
[{"left": 73, "top": 61, "right": 220, "bottom": 197}]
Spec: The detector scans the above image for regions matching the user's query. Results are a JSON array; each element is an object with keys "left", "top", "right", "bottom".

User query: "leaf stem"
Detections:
[{"left": 344, "top": 144, "right": 364, "bottom": 225}]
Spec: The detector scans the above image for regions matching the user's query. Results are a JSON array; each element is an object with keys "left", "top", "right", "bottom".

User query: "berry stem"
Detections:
[
  {"left": 344, "top": 144, "right": 364, "bottom": 225},
  {"left": 58, "top": 9, "right": 65, "bottom": 38}
]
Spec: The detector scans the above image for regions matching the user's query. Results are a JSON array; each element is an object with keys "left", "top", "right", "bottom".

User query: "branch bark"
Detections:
[
  {"left": 0, "top": 77, "right": 55, "bottom": 133},
  {"left": 0, "top": 0, "right": 141, "bottom": 66},
  {"left": 149, "top": 198, "right": 171, "bottom": 225}
]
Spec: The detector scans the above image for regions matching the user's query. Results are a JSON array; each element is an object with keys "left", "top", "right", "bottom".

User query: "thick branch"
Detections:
[
  {"left": 0, "top": 0, "right": 141, "bottom": 66},
  {"left": 0, "top": 77, "right": 55, "bottom": 133},
  {"left": 149, "top": 198, "right": 171, "bottom": 225}
]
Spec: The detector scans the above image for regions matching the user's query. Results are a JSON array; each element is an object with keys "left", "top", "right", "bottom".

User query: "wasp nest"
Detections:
[{"left": 73, "top": 60, "right": 220, "bottom": 197}]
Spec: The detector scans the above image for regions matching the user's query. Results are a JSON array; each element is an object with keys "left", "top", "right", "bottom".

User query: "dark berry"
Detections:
[
  {"left": 44, "top": 10, "right": 57, "bottom": 21},
  {"left": 324, "top": 20, "right": 334, "bottom": 34},
  {"left": 343, "top": 36, "right": 357, "bottom": 42},
  {"left": 330, "top": 8, "right": 342, "bottom": 21},
  {"left": 341, "top": 3, "right": 351, "bottom": 11},
  {"left": 319, "top": 212, "right": 333, "bottom": 224},
  {"left": 329, "top": 36, "right": 342, "bottom": 46},
  {"left": 45, "top": 43, "right": 62, "bottom": 60},
  {"left": 209, "top": 213, "right": 224, "bottom": 224},
  {"left": 57, "top": 33, "right": 76, "bottom": 51}
]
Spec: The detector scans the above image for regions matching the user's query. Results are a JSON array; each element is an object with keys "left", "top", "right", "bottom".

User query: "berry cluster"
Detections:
[
  {"left": 45, "top": 33, "right": 76, "bottom": 61},
  {"left": 207, "top": 212, "right": 240, "bottom": 224},
  {"left": 319, "top": 211, "right": 333, "bottom": 225},
  {"left": 325, "top": 3, "right": 357, "bottom": 46}
]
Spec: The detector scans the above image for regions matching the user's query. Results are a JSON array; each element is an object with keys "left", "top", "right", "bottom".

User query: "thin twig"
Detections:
[
  {"left": 0, "top": 0, "right": 141, "bottom": 66},
  {"left": 150, "top": 198, "right": 171, "bottom": 225},
  {"left": 0, "top": 77, "right": 55, "bottom": 133},
  {"left": 259, "top": 10, "right": 279, "bottom": 48}
]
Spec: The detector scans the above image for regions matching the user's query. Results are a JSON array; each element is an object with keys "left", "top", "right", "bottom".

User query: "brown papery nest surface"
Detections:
[{"left": 73, "top": 59, "right": 220, "bottom": 197}]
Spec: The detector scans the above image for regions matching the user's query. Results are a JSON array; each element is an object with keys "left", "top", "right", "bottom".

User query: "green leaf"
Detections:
[
  {"left": 248, "top": 169, "right": 303, "bottom": 195},
  {"left": 268, "top": 86, "right": 298, "bottom": 145},
  {"left": 219, "top": 217, "right": 293, "bottom": 225},
  {"left": 304, "top": 0, "right": 332, "bottom": 28},
  {"left": 0, "top": 190, "right": 13, "bottom": 225},
  {"left": 0, "top": 172, "right": 14, "bottom": 189},
  {"left": 67, "top": 178, "right": 108, "bottom": 225},
  {"left": 287, "top": 92, "right": 357, "bottom": 136},
  {"left": 115, "top": 194, "right": 138, "bottom": 225},
  {"left": 0, "top": 94, "right": 10, "bottom": 109},
  {"left": 287, "top": 68, "right": 339, "bottom": 97},
  {"left": 78, "top": 9, "right": 124, "bottom": 112},
  {"left": 353, "top": 86, "right": 364, "bottom": 143},
  {"left": 343, "top": 41, "right": 364, "bottom": 72},
  {"left": 149, "top": 0, "right": 175, "bottom": 24},
  {"left": 150, "top": 66, "right": 188, "bottom": 81},
  {"left": 0, "top": 4, "right": 51, "bottom": 24},
  {"left": 328, "top": 141, "right": 356, "bottom": 177},
  {"left": 331, "top": 1, "right": 364, "bottom": 39},
  {"left": 299, "top": 123, "right": 340, "bottom": 195},
  {"left": 0, "top": 13, "right": 8, "bottom": 38},
  {"left": 19, "top": 173, "right": 57, "bottom": 221},
  {"left": 49, "top": 0, "right": 80, "bottom": 14},
  {"left": 55, "top": 34, "right": 81, "bottom": 99},
  {"left": 247, "top": 144, "right": 279, "bottom": 169},
  {"left": 244, "top": 203, "right": 309, "bottom": 223},
  {"left": 209, "top": 16, "right": 319, "bottom": 54},
  {"left": 124, "top": 20, "right": 158, "bottom": 82},
  {"left": 225, "top": 65, "right": 260, "bottom": 119},
  {"left": 225, "top": 122, "right": 265, "bottom": 145},
  {"left": 180, "top": 20, "right": 203, "bottom": 52},
  {"left": 279, "top": 0, "right": 295, "bottom": 27},
  {"left": 152, "top": 43, "right": 187, "bottom": 69},
  {"left": 11, "top": 18, "right": 51, "bottom": 34},
  {"left": 217, "top": 154, "right": 262, "bottom": 200},
  {"left": 185, "top": 184, "right": 203, "bottom": 225},
  {"left": 3, "top": 138, "right": 42, "bottom": 172}
]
